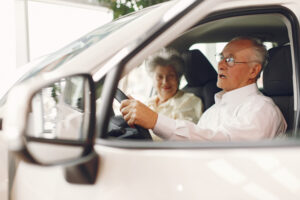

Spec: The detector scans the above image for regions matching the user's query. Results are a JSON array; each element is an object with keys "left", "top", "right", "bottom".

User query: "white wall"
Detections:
[
  {"left": 0, "top": 1, "right": 16, "bottom": 199},
  {"left": 27, "top": 1, "right": 113, "bottom": 61}
]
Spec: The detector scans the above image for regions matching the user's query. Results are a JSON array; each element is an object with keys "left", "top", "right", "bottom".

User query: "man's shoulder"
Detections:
[
  {"left": 242, "top": 92, "right": 278, "bottom": 113},
  {"left": 249, "top": 91, "right": 275, "bottom": 105}
]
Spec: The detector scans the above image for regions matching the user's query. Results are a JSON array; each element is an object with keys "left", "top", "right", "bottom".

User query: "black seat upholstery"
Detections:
[
  {"left": 263, "top": 45, "right": 294, "bottom": 133},
  {"left": 181, "top": 49, "right": 221, "bottom": 111}
]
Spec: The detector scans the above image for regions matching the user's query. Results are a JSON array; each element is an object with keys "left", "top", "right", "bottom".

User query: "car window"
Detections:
[
  {"left": 117, "top": 40, "right": 275, "bottom": 104},
  {"left": 102, "top": 10, "right": 297, "bottom": 142},
  {"left": 118, "top": 63, "right": 153, "bottom": 103},
  {"left": 117, "top": 62, "right": 188, "bottom": 107}
]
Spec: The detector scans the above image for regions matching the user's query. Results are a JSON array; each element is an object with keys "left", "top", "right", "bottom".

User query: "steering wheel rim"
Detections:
[{"left": 110, "top": 88, "right": 152, "bottom": 140}]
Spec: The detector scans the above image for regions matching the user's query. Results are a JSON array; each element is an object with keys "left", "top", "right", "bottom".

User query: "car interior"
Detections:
[
  {"left": 262, "top": 45, "right": 293, "bottom": 133},
  {"left": 181, "top": 49, "right": 221, "bottom": 112},
  {"left": 103, "top": 11, "right": 296, "bottom": 140},
  {"left": 170, "top": 12, "right": 294, "bottom": 135}
]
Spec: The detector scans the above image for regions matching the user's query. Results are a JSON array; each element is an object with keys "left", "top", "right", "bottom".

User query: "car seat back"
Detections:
[
  {"left": 263, "top": 45, "right": 294, "bottom": 133},
  {"left": 181, "top": 49, "right": 221, "bottom": 111}
]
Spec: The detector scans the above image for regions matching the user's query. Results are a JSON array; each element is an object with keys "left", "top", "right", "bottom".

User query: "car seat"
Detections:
[
  {"left": 262, "top": 45, "right": 294, "bottom": 133},
  {"left": 181, "top": 49, "right": 221, "bottom": 112}
]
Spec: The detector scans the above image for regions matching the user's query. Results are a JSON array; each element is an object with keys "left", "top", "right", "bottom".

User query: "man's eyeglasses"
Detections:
[{"left": 215, "top": 53, "right": 259, "bottom": 67}]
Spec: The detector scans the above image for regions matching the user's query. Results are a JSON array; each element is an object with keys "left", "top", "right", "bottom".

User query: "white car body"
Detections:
[{"left": 2, "top": 0, "right": 300, "bottom": 199}]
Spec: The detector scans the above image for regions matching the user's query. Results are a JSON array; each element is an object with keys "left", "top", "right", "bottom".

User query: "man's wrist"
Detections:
[
  {"left": 153, "top": 114, "right": 175, "bottom": 139},
  {"left": 150, "top": 112, "right": 158, "bottom": 129}
]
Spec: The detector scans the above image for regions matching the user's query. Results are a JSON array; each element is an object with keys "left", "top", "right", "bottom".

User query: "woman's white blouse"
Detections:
[
  {"left": 147, "top": 90, "right": 203, "bottom": 141},
  {"left": 147, "top": 90, "right": 203, "bottom": 124}
]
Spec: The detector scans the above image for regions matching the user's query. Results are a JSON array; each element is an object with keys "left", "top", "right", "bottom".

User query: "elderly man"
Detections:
[{"left": 120, "top": 37, "right": 287, "bottom": 141}]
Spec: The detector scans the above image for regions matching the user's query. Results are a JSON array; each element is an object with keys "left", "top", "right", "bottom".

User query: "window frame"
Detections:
[{"left": 96, "top": 5, "right": 300, "bottom": 149}]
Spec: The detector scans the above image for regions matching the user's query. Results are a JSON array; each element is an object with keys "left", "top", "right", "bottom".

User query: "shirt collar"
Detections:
[{"left": 215, "top": 83, "right": 259, "bottom": 104}]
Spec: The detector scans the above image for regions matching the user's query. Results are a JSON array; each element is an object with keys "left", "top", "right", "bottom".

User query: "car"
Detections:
[{"left": 2, "top": 0, "right": 300, "bottom": 199}]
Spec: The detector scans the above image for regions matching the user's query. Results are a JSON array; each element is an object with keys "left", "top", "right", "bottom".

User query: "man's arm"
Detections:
[
  {"left": 119, "top": 99, "right": 223, "bottom": 141},
  {"left": 153, "top": 114, "right": 222, "bottom": 141},
  {"left": 154, "top": 102, "right": 286, "bottom": 141},
  {"left": 120, "top": 98, "right": 286, "bottom": 141}
]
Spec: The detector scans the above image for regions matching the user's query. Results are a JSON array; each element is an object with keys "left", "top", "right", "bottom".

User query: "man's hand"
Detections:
[{"left": 120, "top": 98, "right": 158, "bottom": 129}]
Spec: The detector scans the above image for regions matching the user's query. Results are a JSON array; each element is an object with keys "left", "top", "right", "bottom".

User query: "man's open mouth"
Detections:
[{"left": 219, "top": 74, "right": 227, "bottom": 78}]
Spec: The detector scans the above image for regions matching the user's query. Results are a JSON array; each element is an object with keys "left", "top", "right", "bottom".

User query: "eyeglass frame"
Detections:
[{"left": 215, "top": 53, "right": 260, "bottom": 67}]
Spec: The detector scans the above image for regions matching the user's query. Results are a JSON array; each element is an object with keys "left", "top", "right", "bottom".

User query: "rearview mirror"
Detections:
[{"left": 25, "top": 74, "right": 95, "bottom": 165}]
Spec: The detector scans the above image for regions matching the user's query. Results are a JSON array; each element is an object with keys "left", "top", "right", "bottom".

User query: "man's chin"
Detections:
[
  {"left": 216, "top": 81, "right": 224, "bottom": 90},
  {"left": 216, "top": 84, "right": 222, "bottom": 89},
  {"left": 217, "top": 82, "right": 232, "bottom": 92}
]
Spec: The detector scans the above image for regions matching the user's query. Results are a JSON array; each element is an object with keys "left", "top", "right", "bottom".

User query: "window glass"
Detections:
[
  {"left": 116, "top": 41, "right": 275, "bottom": 118},
  {"left": 118, "top": 63, "right": 153, "bottom": 103},
  {"left": 117, "top": 62, "right": 189, "bottom": 105},
  {"left": 104, "top": 12, "right": 294, "bottom": 142},
  {"left": 190, "top": 42, "right": 226, "bottom": 71}
]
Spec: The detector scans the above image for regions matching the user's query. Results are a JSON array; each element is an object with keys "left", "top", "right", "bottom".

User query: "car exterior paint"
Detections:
[{"left": 2, "top": 0, "right": 300, "bottom": 199}]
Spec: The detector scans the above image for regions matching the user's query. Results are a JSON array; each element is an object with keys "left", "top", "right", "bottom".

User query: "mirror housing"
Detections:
[{"left": 2, "top": 74, "right": 96, "bottom": 166}]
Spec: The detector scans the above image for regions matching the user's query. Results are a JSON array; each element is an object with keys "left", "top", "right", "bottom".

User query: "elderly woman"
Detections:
[{"left": 146, "top": 48, "right": 203, "bottom": 140}]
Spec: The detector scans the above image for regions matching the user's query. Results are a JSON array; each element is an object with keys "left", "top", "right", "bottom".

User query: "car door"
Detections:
[{"left": 92, "top": 1, "right": 300, "bottom": 199}]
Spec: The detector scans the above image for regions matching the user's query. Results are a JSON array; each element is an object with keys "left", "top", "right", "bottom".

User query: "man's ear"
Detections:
[{"left": 249, "top": 64, "right": 262, "bottom": 79}]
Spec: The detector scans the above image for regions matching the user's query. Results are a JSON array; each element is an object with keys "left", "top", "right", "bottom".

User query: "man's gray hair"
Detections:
[
  {"left": 229, "top": 36, "right": 268, "bottom": 78},
  {"left": 146, "top": 48, "right": 184, "bottom": 78}
]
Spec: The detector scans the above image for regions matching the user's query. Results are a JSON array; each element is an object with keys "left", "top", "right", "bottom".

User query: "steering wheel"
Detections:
[{"left": 106, "top": 88, "right": 152, "bottom": 140}]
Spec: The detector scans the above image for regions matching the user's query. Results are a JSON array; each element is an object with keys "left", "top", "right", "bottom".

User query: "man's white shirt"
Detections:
[{"left": 153, "top": 83, "right": 287, "bottom": 141}]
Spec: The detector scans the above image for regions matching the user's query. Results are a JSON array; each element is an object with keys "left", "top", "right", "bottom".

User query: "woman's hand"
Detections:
[{"left": 120, "top": 98, "right": 158, "bottom": 129}]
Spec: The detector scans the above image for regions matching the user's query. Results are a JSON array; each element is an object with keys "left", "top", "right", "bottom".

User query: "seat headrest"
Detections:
[
  {"left": 263, "top": 45, "right": 293, "bottom": 96},
  {"left": 182, "top": 50, "right": 217, "bottom": 86}
]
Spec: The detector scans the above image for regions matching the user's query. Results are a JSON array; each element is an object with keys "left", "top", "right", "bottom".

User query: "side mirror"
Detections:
[
  {"left": 3, "top": 74, "right": 98, "bottom": 183},
  {"left": 24, "top": 74, "right": 95, "bottom": 165}
]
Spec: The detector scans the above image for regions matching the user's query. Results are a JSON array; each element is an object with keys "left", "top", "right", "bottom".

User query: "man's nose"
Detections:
[{"left": 218, "top": 60, "right": 227, "bottom": 71}]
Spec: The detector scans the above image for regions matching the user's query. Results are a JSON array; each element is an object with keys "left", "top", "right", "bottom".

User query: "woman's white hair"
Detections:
[{"left": 146, "top": 48, "right": 184, "bottom": 78}]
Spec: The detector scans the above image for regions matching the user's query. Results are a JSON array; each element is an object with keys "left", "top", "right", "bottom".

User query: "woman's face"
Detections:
[{"left": 153, "top": 65, "right": 179, "bottom": 103}]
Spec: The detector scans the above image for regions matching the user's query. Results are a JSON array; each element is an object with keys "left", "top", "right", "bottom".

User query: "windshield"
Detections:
[{"left": 0, "top": 6, "right": 154, "bottom": 105}]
